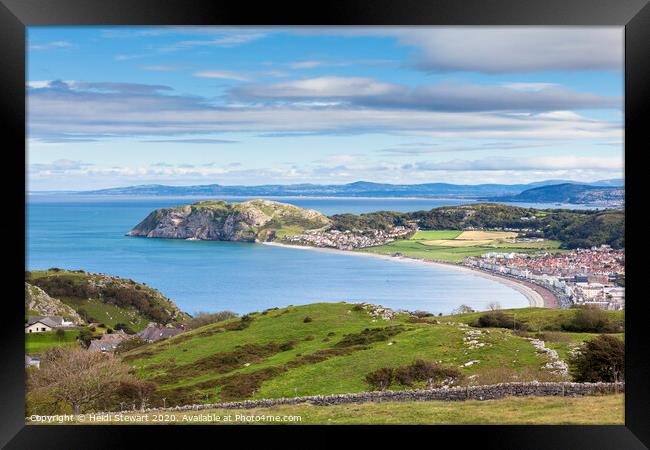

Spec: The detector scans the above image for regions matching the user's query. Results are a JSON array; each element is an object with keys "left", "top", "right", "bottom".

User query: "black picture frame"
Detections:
[{"left": 1, "top": 0, "right": 647, "bottom": 447}]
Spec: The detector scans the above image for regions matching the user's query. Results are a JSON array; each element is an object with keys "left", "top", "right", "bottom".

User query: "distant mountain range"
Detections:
[
  {"left": 486, "top": 183, "right": 624, "bottom": 206},
  {"left": 63, "top": 179, "right": 624, "bottom": 201}
]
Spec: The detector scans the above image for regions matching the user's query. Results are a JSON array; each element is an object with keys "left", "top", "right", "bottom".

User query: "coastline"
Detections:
[{"left": 262, "top": 242, "right": 555, "bottom": 309}]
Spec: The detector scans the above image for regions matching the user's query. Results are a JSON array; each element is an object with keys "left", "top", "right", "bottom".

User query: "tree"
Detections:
[
  {"left": 570, "top": 335, "right": 624, "bottom": 383},
  {"left": 77, "top": 328, "right": 94, "bottom": 348},
  {"left": 117, "top": 380, "right": 158, "bottom": 411},
  {"left": 453, "top": 304, "right": 475, "bottom": 315},
  {"left": 28, "top": 347, "right": 134, "bottom": 414},
  {"left": 55, "top": 328, "right": 65, "bottom": 340},
  {"left": 488, "top": 302, "right": 502, "bottom": 311}
]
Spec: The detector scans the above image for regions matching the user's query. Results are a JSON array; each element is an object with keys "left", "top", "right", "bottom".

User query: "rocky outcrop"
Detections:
[
  {"left": 25, "top": 282, "right": 83, "bottom": 324},
  {"left": 28, "top": 270, "right": 190, "bottom": 324},
  {"left": 127, "top": 199, "right": 331, "bottom": 243}
]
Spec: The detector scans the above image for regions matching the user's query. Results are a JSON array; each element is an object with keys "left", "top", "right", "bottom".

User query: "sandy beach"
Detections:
[{"left": 262, "top": 242, "right": 555, "bottom": 309}]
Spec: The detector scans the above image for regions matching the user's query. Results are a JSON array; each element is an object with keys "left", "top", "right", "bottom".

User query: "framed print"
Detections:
[{"left": 0, "top": 0, "right": 647, "bottom": 447}]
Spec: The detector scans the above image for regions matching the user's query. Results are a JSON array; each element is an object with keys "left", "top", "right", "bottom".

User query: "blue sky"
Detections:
[{"left": 27, "top": 27, "right": 624, "bottom": 190}]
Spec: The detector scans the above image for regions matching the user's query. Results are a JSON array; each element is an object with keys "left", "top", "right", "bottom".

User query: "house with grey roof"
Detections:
[
  {"left": 87, "top": 330, "right": 130, "bottom": 353},
  {"left": 25, "top": 316, "right": 64, "bottom": 333},
  {"left": 138, "top": 324, "right": 183, "bottom": 342}
]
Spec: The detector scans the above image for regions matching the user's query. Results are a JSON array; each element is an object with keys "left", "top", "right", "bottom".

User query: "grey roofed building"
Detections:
[
  {"left": 138, "top": 325, "right": 183, "bottom": 342},
  {"left": 26, "top": 316, "right": 64, "bottom": 328},
  {"left": 87, "top": 330, "right": 129, "bottom": 352}
]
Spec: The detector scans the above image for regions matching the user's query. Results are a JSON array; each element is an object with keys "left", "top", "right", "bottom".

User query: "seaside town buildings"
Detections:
[
  {"left": 465, "top": 245, "right": 625, "bottom": 310},
  {"left": 283, "top": 226, "right": 414, "bottom": 250}
]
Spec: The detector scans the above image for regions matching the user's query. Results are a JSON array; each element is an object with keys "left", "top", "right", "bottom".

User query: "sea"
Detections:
[{"left": 26, "top": 195, "right": 597, "bottom": 315}]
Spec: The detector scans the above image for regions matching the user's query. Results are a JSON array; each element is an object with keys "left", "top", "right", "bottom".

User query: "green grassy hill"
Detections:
[
  {"left": 26, "top": 269, "right": 188, "bottom": 330},
  {"left": 122, "top": 303, "right": 619, "bottom": 406}
]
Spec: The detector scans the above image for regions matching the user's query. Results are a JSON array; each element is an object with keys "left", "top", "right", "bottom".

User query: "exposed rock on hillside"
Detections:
[{"left": 25, "top": 282, "right": 83, "bottom": 323}]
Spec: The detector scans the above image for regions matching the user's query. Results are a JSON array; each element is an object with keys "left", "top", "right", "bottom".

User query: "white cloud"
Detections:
[
  {"left": 193, "top": 70, "right": 252, "bottom": 81},
  {"left": 235, "top": 76, "right": 397, "bottom": 98},
  {"left": 232, "top": 77, "right": 620, "bottom": 112},
  {"left": 161, "top": 33, "right": 266, "bottom": 52},
  {"left": 29, "top": 41, "right": 76, "bottom": 51},
  {"left": 27, "top": 80, "right": 623, "bottom": 143}
]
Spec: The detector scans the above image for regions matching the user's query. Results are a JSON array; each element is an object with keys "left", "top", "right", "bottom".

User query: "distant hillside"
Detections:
[
  {"left": 70, "top": 179, "right": 624, "bottom": 199},
  {"left": 329, "top": 203, "right": 624, "bottom": 249},
  {"left": 130, "top": 200, "right": 624, "bottom": 250},
  {"left": 487, "top": 183, "right": 624, "bottom": 206},
  {"left": 26, "top": 269, "right": 189, "bottom": 329},
  {"left": 128, "top": 199, "right": 330, "bottom": 242}
]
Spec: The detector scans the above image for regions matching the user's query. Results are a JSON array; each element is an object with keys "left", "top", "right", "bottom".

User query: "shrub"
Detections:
[
  {"left": 114, "top": 323, "right": 136, "bottom": 335},
  {"left": 352, "top": 304, "right": 365, "bottom": 312},
  {"left": 411, "top": 310, "right": 434, "bottom": 318},
  {"left": 394, "top": 366, "right": 415, "bottom": 387},
  {"left": 335, "top": 325, "right": 405, "bottom": 347},
  {"left": 77, "top": 328, "right": 94, "bottom": 348},
  {"left": 55, "top": 328, "right": 65, "bottom": 339},
  {"left": 184, "top": 311, "right": 237, "bottom": 329},
  {"left": 114, "top": 337, "right": 147, "bottom": 354},
  {"left": 409, "top": 360, "right": 463, "bottom": 389},
  {"left": 279, "top": 342, "right": 295, "bottom": 352},
  {"left": 303, "top": 316, "right": 313, "bottom": 323},
  {"left": 535, "top": 331, "right": 572, "bottom": 343},
  {"left": 570, "top": 335, "right": 624, "bottom": 382},
  {"left": 562, "top": 307, "right": 622, "bottom": 333},
  {"left": 365, "top": 367, "right": 394, "bottom": 391},
  {"left": 473, "top": 312, "right": 526, "bottom": 330}
]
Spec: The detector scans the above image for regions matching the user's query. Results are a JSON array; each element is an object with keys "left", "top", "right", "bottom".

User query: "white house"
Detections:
[{"left": 25, "top": 316, "right": 63, "bottom": 333}]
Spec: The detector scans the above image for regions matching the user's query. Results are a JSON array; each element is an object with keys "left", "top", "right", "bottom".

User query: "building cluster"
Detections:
[
  {"left": 25, "top": 315, "right": 186, "bottom": 367},
  {"left": 283, "top": 226, "right": 413, "bottom": 250},
  {"left": 465, "top": 245, "right": 625, "bottom": 310}
]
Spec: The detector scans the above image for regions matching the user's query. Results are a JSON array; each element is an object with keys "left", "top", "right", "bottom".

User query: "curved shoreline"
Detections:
[{"left": 262, "top": 242, "right": 556, "bottom": 309}]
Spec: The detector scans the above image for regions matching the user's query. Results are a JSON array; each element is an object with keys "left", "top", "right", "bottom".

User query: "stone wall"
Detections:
[{"left": 135, "top": 382, "right": 624, "bottom": 413}]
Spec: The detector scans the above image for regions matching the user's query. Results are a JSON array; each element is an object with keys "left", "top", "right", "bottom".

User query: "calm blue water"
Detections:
[{"left": 25, "top": 195, "right": 564, "bottom": 315}]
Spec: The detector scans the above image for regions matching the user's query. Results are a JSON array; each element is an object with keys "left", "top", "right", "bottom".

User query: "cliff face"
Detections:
[
  {"left": 25, "top": 282, "right": 83, "bottom": 323},
  {"left": 127, "top": 199, "right": 331, "bottom": 242}
]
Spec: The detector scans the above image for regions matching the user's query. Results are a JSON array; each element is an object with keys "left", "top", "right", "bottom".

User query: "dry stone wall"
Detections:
[{"left": 133, "top": 382, "right": 623, "bottom": 413}]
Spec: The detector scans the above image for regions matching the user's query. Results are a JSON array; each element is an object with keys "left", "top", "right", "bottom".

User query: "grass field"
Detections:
[
  {"left": 25, "top": 329, "right": 79, "bottom": 355},
  {"left": 60, "top": 297, "right": 150, "bottom": 331},
  {"left": 360, "top": 229, "right": 565, "bottom": 262},
  {"left": 121, "top": 303, "right": 616, "bottom": 406},
  {"left": 60, "top": 394, "right": 624, "bottom": 425}
]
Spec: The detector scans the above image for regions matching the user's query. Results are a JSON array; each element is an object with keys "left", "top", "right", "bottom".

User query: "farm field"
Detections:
[
  {"left": 121, "top": 303, "right": 617, "bottom": 407},
  {"left": 360, "top": 229, "right": 565, "bottom": 262},
  {"left": 25, "top": 329, "right": 79, "bottom": 355}
]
